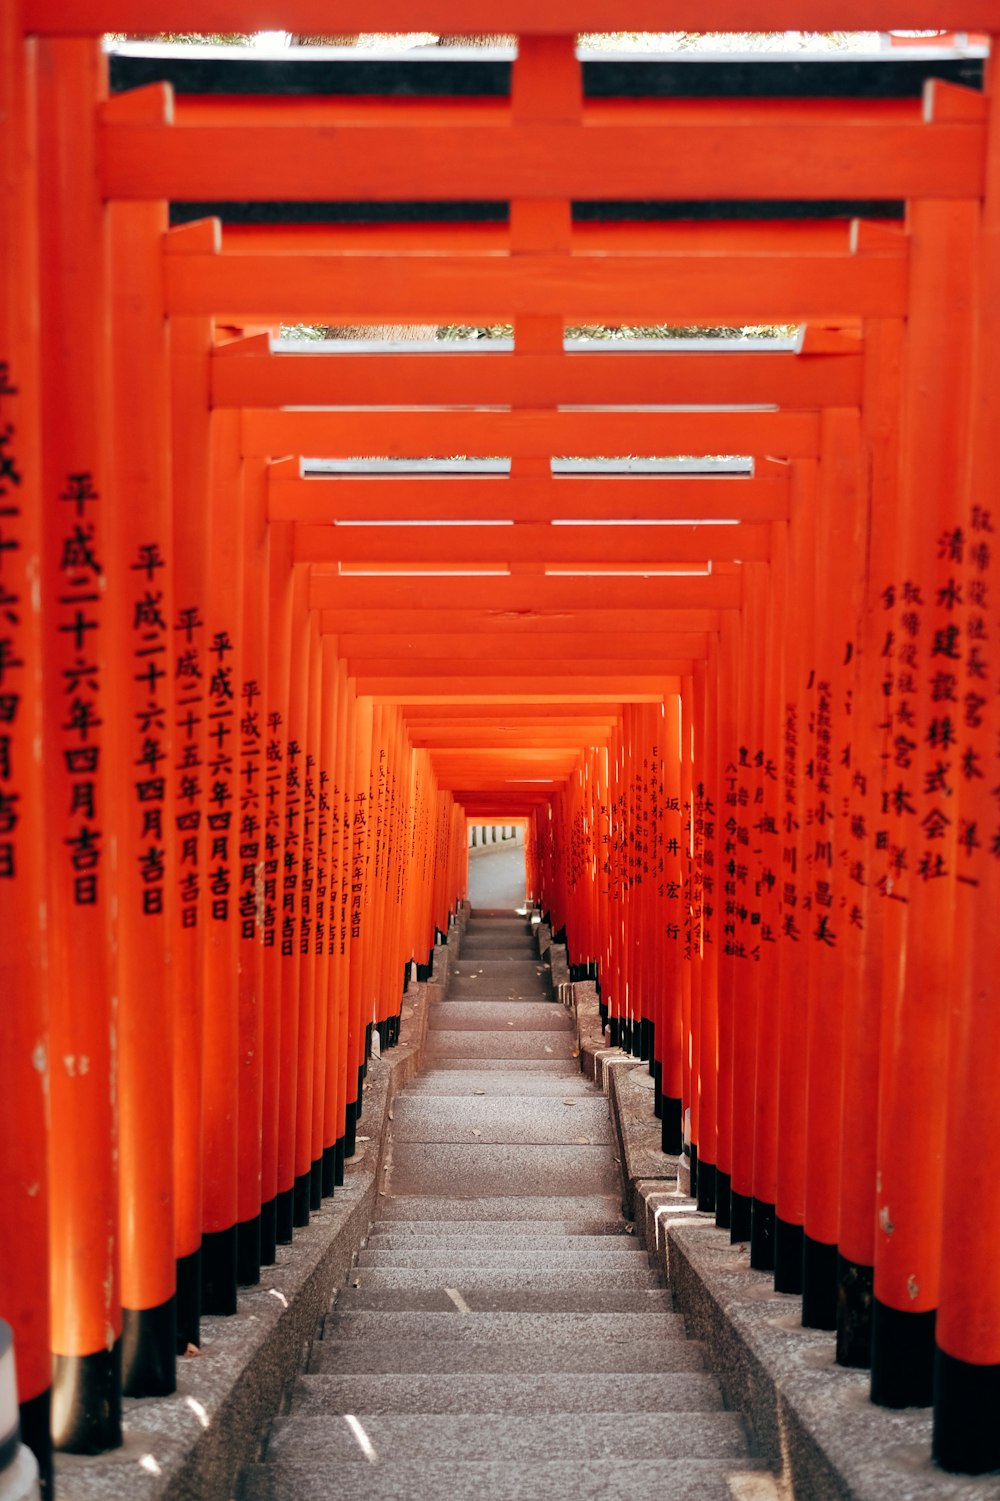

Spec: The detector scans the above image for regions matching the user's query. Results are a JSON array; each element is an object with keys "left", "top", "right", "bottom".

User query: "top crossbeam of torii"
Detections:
[{"left": 18, "top": 0, "right": 1000, "bottom": 35}]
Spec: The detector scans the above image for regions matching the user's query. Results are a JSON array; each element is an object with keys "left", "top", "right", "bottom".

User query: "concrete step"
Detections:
[
  {"left": 413, "top": 1057, "right": 581, "bottom": 1073},
  {"left": 405, "top": 1071, "right": 595, "bottom": 1096},
  {"left": 325, "top": 1310, "right": 688, "bottom": 1343},
  {"left": 241, "top": 1457, "right": 775, "bottom": 1501},
  {"left": 373, "top": 1194, "right": 625, "bottom": 1221},
  {"left": 390, "top": 1095, "right": 613, "bottom": 1147},
  {"left": 310, "top": 1338, "right": 704, "bottom": 1376},
  {"left": 444, "top": 983, "right": 552, "bottom": 1000},
  {"left": 427, "top": 1003, "right": 565, "bottom": 1031},
  {"left": 365, "top": 1228, "right": 638, "bottom": 1247},
  {"left": 385, "top": 1142, "right": 620, "bottom": 1199},
  {"left": 425, "top": 1030, "right": 576, "bottom": 1061},
  {"left": 359, "top": 1238, "right": 645, "bottom": 1262},
  {"left": 291, "top": 1370, "right": 723, "bottom": 1417},
  {"left": 368, "top": 1218, "right": 630, "bottom": 1238},
  {"left": 452, "top": 960, "right": 549, "bottom": 976},
  {"left": 267, "top": 1407, "right": 746, "bottom": 1460},
  {"left": 332, "top": 1288, "right": 673, "bottom": 1313},
  {"left": 342, "top": 1264, "right": 663, "bottom": 1292}
]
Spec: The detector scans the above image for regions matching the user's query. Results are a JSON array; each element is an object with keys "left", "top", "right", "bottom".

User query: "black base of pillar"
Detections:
[
  {"left": 237, "top": 1214, "right": 261, "bottom": 1286},
  {"left": 730, "top": 1189, "right": 752, "bottom": 1244},
  {"left": 51, "top": 1343, "right": 122, "bottom": 1454},
  {"left": 260, "top": 1197, "right": 277, "bottom": 1265},
  {"left": 202, "top": 1224, "right": 238, "bottom": 1315},
  {"left": 293, "top": 1170, "right": 311, "bottom": 1229},
  {"left": 598, "top": 1001, "right": 608, "bottom": 1029},
  {"left": 356, "top": 1065, "right": 365, "bottom": 1118},
  {"left": 344, "top": 1101, "right": 357, "bottom": 1157},
  {"left": 310, "top": 1157, "right": 322, "bottom": 1210},
  {"left": 403, "top": 962, "right": 410, "bottom": 994},
  {"left": 334, "top": 1136, "right": 346, "bottom": 1186},
  {"left": 697, "top": 1159, "right": 717, "bottom": 1215},
  {"left": 653, "top": 1059, "right": 663, "bottom": 1119},
  {"left": 276, "top": 1187, "right": 294, "bottom": 1245},
  {"left": 631, "top": 1020, "right": 642, "bottom": 1059},
  {"left": 19, "top": 1388, "right": 52, "bottom": 1501},
  {"left": 175, "top": 1247, "right": 201, "bottom": 1352},
  {"left": 750, "top": 1197, "right": 776, "bottom": 1271},
  {"left": 836, "top": 1253, "right": 873, "bottom": 1368},
  {"left": 608, "top": 1015, "right": 620, "bottom": 1048},
  {"left": 121, "top": 1296, "right": 176, "bottom": 1397},
  {"left": 661, "top": 1095, "right": 682, "bottom": 1156},
  {"left": 802, "top": 1233, "right": 838, "bottom": 1330},
  {"left": 871, "top": 1298, "right": 936, "bottom": 1408},
  {"left": 689, "top": 1143, "right": 698, "bottom": 1199},
  {"left": 322, "top": 1143, "right": 337, "bottom": 1198},
  {"left": 933, "top": 1346, "right": 1000, "bottom": 1473},
  {"left": 715, "top": 1170, "right": 732, "bottom": 1230},
  {"left": 553, "top": 925, "right": 567, "bottom": 945},
  {"left": 774, "top": 1216, "right": 803, "bottom": 1294},
  {"left": 646, "top": 1022, "right": 656, "bottom": 1074}
]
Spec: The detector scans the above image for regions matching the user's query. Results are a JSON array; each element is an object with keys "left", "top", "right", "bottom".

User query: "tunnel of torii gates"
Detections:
[{"left": 3, "top": 0, "right": 1000, "bottom": 1490}]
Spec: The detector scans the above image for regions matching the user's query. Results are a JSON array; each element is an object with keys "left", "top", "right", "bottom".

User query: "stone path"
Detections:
[{"left": 239, "top": 914, "right": 770, "bottom": 1500}]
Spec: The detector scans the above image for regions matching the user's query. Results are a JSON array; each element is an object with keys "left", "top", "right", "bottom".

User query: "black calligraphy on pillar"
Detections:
[
  {"left": 315, "top": 767, "right": 329, "bottom": 958},
  {"left": 206, "top": 631, "right": 235, "bottom": 921},
  {"left": 263, "top": 710, "right": 282, "bottom": 948},
  {"left": 58, "top": 472, "right": 103, "bottom": 905},
  {"left": 351, "top": 789, "right": 367, "bottom": 941},
  {"left": 955, "top": 509, "right": 995, "bottom": 884},
  {"left": 282, "top": 737, "right": 302, "bottom": 957},
  {"left": 175, "top": 603, "right": 205, "bottom": 928},
  {"left": 239, "top": 679, "right": 263, "bottom": 939},
  {"left": 131, "top": 542, "right": 169, "bottom": 915},
  {"left": 300, "top": 752, "right": 315, "bottom": 957},
  {"left": 0, "top": 365, "right": 24, "bottom": 882}
]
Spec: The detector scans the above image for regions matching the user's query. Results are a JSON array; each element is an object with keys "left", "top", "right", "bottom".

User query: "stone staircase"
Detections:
[{"left": 238, "top": 912, "right": 772, "bottom": 1500}]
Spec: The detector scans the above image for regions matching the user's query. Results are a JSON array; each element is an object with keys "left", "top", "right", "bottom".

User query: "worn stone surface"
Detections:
[
  {"left": 0, "top": 1448, "right": 41, "bottom": 1501},
  {"left": 238, "top": 910, "right": 769, "bottom": 1501},
  {"left": 266, "top": 1407, "right": 747, "bottom": 1458},
  {"left": 242, "top": 1456, "right": 778, "bottom": 1501}
]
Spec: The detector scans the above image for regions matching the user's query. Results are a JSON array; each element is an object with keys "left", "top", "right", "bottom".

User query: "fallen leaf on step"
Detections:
[
  {"left": 576, "top": 1136, "right": 590, "bottom": 1145},
  {"left": 185, "top": 1343, "right": 202, "bottom": 1358},
  {"left": 543, "top": 1046, "right": 553, "bottom": 1053},
  {"left": 562, "top": 1100, "right": 576, "bottom": 1107},
  {"left": 474, "top": 1090, "right": 486, "bottom": 1096},
  {"left": 571, "top": 1048, "right": 581, "bottom": 1059},
  {"left": 472, "top": 1129, "right": 481, "bottom": 1137},
  {"left": 388, "top": 1110, "right": 393, "bottom": 1120},
  {"left": 356, "top": 1134, "right": 371, "bottom": 1142},
  {"left": 352, "top": 1278, "right": 361, "bottom": 1288},
  {"left": 624, "top": 1224, "right": 636, "bottom": 1235}
]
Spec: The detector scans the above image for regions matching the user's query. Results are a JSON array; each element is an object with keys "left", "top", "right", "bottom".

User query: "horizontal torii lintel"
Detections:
[
  {"left": 219, "top": 348, "right": 863, "bottom": 414},
  {"left": 25, "top": 0, "right": 1000, "bottom": 32},
  {"left": 347, "top": 656, "right": 698, "bottom": 677},
  {"left": 293, "top": 520, "right": 770, "bottom": 566},
  {"left": 273, "top": 474, "right": 791, "bottom": 525},
  {"left": 338, "top": 631, "right": 708, "bottom": 659},
  {"left": 101, "top": 114, "right": 984, "bottom": 201},
  {"left": 309, "top": 573, "right": 741, "bottom": 610},
  {"left": 179, "top": 250, "right": 907, "bottom": 323},
  {"left": 367, "top": 688, "right": 674, "bottom": 702},
  {"left": 244, "top": 408, "right": 820, "bottom": 459}
]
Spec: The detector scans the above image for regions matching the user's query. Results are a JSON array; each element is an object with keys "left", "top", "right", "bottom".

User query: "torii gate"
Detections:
[{"left": 2, "top": 6, "right": 1000, "bottom": 1493}]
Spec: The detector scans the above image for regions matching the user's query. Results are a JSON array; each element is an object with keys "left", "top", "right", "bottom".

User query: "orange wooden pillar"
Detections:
[
  {"left": 0, "top": 11, "right": 51, "bottom": 1486},
  {"left": 933, "top": 70, "right": 1000, "bottom": 1473},
  {"left": 801, "top": 408, "right": 863, "bottom": 1329},
  {"left": 714, "top": 610, "right": 740, "bottom": 1230},
  {"left": 345, "top": 694, "right": 374, "bottom": 1160},
  {"left": 200, "top": 405, "right": 244, "bottom": 1312},
  {"left": 310, "top": 640, "right": 336, "bottom": 1200},
  {"left": 294, "top": 607, "right": 322, "bottom": 1217},
  {"left": 36, "top": 36, "right": 121, "bottom": 1452},
  {"left": 321, "top": 646, "right": 348, "bottom": 1194},
  {"left": 695, "top": 649, "right": 720, "bottom": 1215},
  {"left": 660, "top": 695, "right": 684, "bottom": 1155},
  {"left": 282, "top": 563, "right": 310, "bottom": 1233},
  {"left": 773, "top": 458, "right": 816, "bottom": 1292},
  {"left": 749, "top": 547, "right": 784, "bottom": 1271},
  {"left": 331, "top": 676, "right": 358, "bottom": 1185},
  {"left": 871, "top": 199, "right": 975, "bottom": 1409},
  {"left": 166, "top": 224, "right": 216, "bottom": 1346},
  {"left": 836, "top": 319, "right": 903, "bottom": 1366},
  {"left": 235, "top": 452, "right": 269, "bottom": 1284},
  {"left": 107, "top": 189, "right": 177, "bottom": 1393},
  {"left": 261, "top": 517, "right": 294, "bottom": 1258}
]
